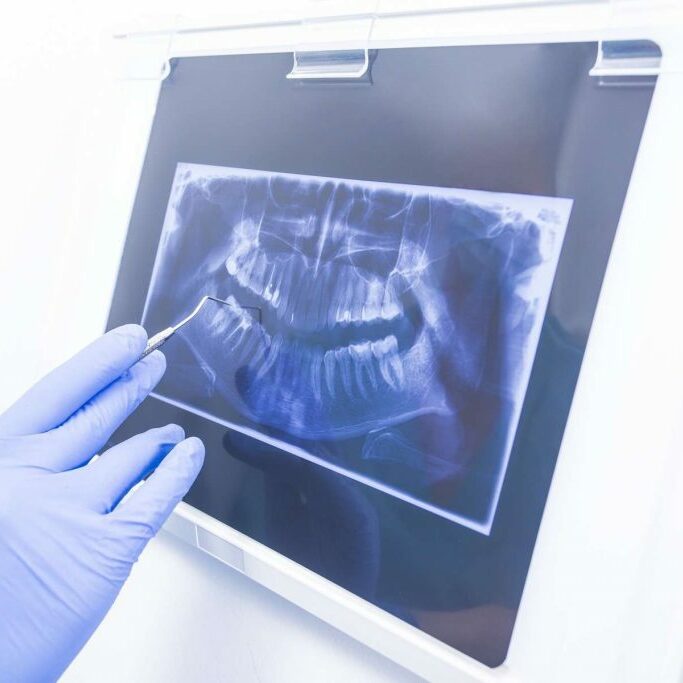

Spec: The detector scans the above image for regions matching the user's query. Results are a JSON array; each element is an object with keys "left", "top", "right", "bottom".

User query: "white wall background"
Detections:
[{"left": 0, "top": 2, "right": 417, "bottom": 681}]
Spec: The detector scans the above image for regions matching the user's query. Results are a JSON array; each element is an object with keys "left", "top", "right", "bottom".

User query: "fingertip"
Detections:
[
  {"left": 161, "top": 423, "right": 185, "bottom": 442},
  {"left": 178, "top": 436, "right": 205, "bottom": 467},
  {"left": 185, "top": 436, "right": 205, "bottom": 455},
  {"left": 111, "top": 324, "right": 148, "bottom": 356}
]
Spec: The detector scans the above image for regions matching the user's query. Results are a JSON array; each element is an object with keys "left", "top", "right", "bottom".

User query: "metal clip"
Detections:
[
  {"left": 287, "top": 0, "right": 379, "bottom": 80},
  {"left": 590, "top": 39, "right": 662, "bottom": 87}
]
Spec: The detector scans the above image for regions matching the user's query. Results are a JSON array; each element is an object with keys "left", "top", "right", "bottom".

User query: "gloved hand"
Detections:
[{"left": 0, "top": 325, "right": 205, "bottom": 683}]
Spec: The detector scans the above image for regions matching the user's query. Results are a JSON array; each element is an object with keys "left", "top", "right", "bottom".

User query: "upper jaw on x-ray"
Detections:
[{"left": 143, "top": 163, "right": 570, "bottom": 527}]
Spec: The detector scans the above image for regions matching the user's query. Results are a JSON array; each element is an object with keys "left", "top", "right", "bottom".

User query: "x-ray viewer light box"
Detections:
[
  {"left": 107, "top": 41, "right": 657, "bottom": 672},
  {"left": 141, "top": 162, "right": 572, "bottom": 535}
]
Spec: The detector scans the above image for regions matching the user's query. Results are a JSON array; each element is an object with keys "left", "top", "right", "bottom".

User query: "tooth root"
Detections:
[
  {"left": 247, "top": 329, "right": 270, "bottom": 368},
  {"left": 378, "top": 356, "right": 398, "bottom": 389},
  {"left": 310, "top": 347, "right": 323, "bottom": 404},
  {"left": 236, "top": 322, "right": 265, "bottom": 365},
  {"left": 366, "top": 360, "right": 379, "bottom": 390},
  {"left": 323, "top": 350, "right": 336, "bottom": 396},
  {"left": 349, "top": 342, "right": 372, "bottom": 400},
  {"left": 335, "top": 348, "right": 353, "bottom": 398},
  {"left": 255, "top": 334, "right": 282, "bottom": 381}
]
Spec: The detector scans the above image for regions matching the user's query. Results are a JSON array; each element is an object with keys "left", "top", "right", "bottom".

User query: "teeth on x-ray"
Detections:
[
  {"left": 142, "top": 163, "right": 571, "bottom": 519},
  {"left": 225, "top": 222, "right": 404, "bottom": 332}
]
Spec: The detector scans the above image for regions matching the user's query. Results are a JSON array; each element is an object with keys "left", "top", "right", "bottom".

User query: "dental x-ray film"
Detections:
[{"left": 142, "top": 163, "right": 572, "bottom": 532}]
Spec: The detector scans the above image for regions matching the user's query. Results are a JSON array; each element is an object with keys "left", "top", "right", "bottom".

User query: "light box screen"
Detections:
[{"left": 106, "top": 44, "right": 655, "bottom": 666}]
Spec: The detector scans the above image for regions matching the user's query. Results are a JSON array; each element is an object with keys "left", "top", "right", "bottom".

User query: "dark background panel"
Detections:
[{"left": 107, "top": 43, "right": 654, "bottom": 666}]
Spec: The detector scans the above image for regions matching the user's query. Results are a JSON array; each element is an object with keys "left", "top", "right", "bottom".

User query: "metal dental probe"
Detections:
[{"left": 138, "top": 295, "right": 261, "bottom": 360}]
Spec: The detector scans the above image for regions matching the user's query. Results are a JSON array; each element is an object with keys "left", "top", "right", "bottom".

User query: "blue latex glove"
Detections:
[{"left": 0, "top": 325, "right": 205, "bottom": 683}]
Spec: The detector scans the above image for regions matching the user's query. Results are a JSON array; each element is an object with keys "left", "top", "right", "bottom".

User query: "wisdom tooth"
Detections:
[
  {"left": 387, "top": 352, "right": 404, "bottom": 388},
  {"left": 372, "top": 335, "right": 403, "bottom": 390},
  {"left": 381, "top": 284, "right": 401, "bottom": 321}
]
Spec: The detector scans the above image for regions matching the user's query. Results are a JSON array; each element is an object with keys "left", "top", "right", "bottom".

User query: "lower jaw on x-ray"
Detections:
[{"left": 142, "top": 163, "right": 572, "bottom": 532}]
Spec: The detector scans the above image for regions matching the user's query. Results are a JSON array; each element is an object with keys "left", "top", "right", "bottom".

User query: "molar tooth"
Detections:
[
  {"left": 348, "top": 341, "right": 373, "bottom": 399},
  {"left": 364, "top": 279, "right": 384, "bottom": 322},
  {"left": 335, "top": 348, "right": 354, "bottom": 398},
  {"left": 381, "top": 284, "right": 401, "bottom": 320},
  {"left": 387, "top": 351, "right": 404, "bottom": 388},
  {"left": 323, "top": 349, "right": 336, "bottom": 396},
  {"left": 372, "top": 335, "right": 401, "bottom": 390},
  {"left": 371, "top": 336, "right": 393, "bottom": 359}
]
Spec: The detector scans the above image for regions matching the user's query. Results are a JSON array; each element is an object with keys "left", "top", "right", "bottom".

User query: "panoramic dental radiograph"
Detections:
[{"left": 142, "top": 163, "right": 572, "bottom": 531}]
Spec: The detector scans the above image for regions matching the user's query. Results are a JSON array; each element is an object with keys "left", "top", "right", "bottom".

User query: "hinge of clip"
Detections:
[
  {"left": 287, "top": 0, "right": 379, "bottom": 81},
  {"left": 589, "top": 39, "right": 662, "bottom": 87}
]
